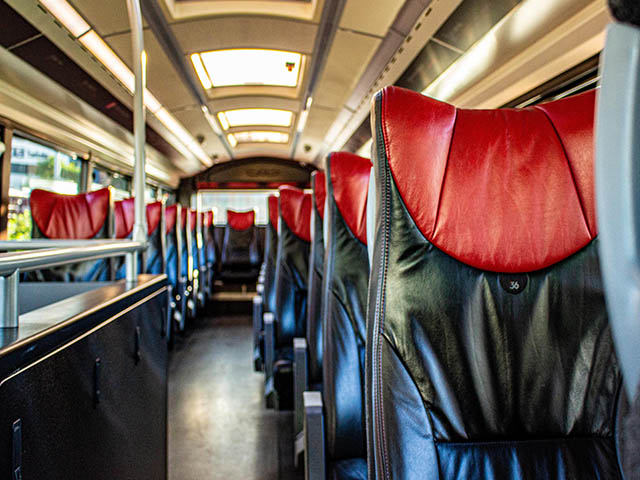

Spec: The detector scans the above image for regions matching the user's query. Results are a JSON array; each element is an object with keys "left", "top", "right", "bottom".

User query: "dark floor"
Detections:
[{"left": 168, "top": 310, "right": 302, "bottom": 480}]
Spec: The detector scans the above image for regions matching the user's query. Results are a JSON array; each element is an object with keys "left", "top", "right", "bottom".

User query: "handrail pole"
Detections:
[
  {"left": 126, "top": 0, "right": 147, "bottom": 283},
  {"left": 0, "top": 270, "right": 18, "bottom": 328}
]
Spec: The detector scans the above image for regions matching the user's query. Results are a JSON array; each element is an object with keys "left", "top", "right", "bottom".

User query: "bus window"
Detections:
[
  {"left": 8, "top": 136, "right": 82, "bottom": 239},
  {"left": 92, "top": 166, "right": 131, "bottom": 200},
  {"left": 200, "top": 190, "right": 274, "bottom": 225},
  {"left": 146, "top": 184, "right": 158, "bottom": 202}
]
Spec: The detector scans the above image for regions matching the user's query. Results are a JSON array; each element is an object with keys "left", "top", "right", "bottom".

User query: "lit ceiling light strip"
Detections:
[
  {"left": 40, "top": 0, "right": 211, "bottom": 166},
  {"left": 227, "top": 133, "right": 238, "bottom": 148},
  {"left": 220, "top": 108, "right": 294, "bottom": 128},
  {"left": 234, "top": 131, "right": 290, "bottom": 144},
  {"left": 201, "top": 106, "right": 221, "bottom": 135},
  {"left": 190, "top": 53, "right": 213, "bottom": 90},
  {"left": 198, "top": 49, "right": 302, "bottom": 88},
  {"left": 39, "top": 0, "right": 90, "bottom": 38},
  {"left": 217, "top": 112, "right": 230, "bottom": 130}
]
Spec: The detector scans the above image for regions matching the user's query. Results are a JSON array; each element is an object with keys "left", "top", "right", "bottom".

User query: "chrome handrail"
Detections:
[{"left": 0, "top": 240, "right": 146, "bottom": 329}]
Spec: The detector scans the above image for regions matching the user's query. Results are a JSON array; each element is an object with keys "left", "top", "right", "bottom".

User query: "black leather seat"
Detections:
[
  {"left": 203, "top": 210, "right": 216, "bottom": 299},
  {"left": 180, "top": 209, "right": 199, "bottom": 320},
  {"left": 269, "top": 186, "right": 311, "bottom": 409},
  {"left": 306, "top": 170, "right": 326, "bottom": 393},
  {"left": 165, "top": 204, "right": 186, "bottom": 333},
  {"left": 219, "top": 210, "right": 260, "bottom": 282},
  {"left": 322, "top": 152, "right": 371, "bottom": 479},
  {"left": 366, "top": 86, "right": 621, "bottom": 478},
  {"left": 28, "top": 187, "right": 112, "bottom": 281}
]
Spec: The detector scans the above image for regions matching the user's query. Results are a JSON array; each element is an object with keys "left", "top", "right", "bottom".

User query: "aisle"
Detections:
[{"left": 168, "top": 313, "right": 301, "bottom": 480}]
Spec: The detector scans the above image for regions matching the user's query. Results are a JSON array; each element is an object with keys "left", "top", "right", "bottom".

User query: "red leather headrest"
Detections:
[
  {"left": 227, "top": 210, "right": 255, "bottom": 231},
  {"left": 114, "top": 198, "right": 135, "bottom": 239},
  {"left": 377, "top": 86, "right": 597, "bottom": 273},
  {"left": 115, "top": 198, "right": 163, "bottom": 238},
  {"left": 189, "top": 209, "right": 197, "bottom": 231},
  {"left": 204, "top": 211, "right": 213, "bottom": 228},
  {"left": 146, "top": 201, "right": 162, "bottom": 236},
  {"left": 165, "top": 204, "right": 177, "bottom": 234},
  {"left": 268, "top": 195, "right": 279, "bottom": 232},
  {"left": 328, "top": 152, "right": 371, "bottom": 245},
  {"left": 278, "top": 186, "right": 311, "bottom": 242},
  {"left": 311, "top": 170, "right": 326, "bottom": 220},
  {"left": 30, "top": 188, "right": 110, "bottom": 239}
]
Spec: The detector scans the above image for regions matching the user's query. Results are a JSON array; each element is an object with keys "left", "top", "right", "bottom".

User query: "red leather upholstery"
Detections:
[
  {"left": 268, "top": 195, "right": 279, "bottom": 232},
  {"left": 165, "top": 204, "right": 177, "bottom": 234},
  {"left": 189, "top": 209, "right": 197, "bottom": 231},
  {"left": 379, "top": 86, "right": 596, "bottom": 273},
  {"left": 329, "top": 153, "right": 370, "bottom": 244},
  {"left": 312, "top": 171, "right": 327, "bottom": 220},
  {"left": 227, "top": 210, "right": 255, "bottom": 231},
  {"left": 146, "top": 202, "right": 162, "bottom": 236},
  {"left": 203, "top": 211, "right": 213, "bottom": 228},
  {"left": 30, "top": 188, "right": 110, "bottom": 239},
  {"left": 114, "top": 198, "right": 163, "bottom": 238},
  {"left": 279, "top": 186, "right": 311, "bottom": 242}
]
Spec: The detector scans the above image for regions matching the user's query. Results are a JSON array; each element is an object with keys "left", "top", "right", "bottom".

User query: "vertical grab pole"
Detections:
[{"left": 126, "top": 0, "right": 147, "bottom": 283}]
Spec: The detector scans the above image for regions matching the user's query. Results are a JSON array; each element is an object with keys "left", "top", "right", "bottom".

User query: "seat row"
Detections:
[
  {"left": 23, "top": 189, "right": 264, "bottom": 342},
  {"left": 254, "top": 86, "right": 628, "bottom": 479}
]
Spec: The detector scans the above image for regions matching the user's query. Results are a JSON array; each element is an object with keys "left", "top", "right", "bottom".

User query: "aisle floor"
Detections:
[{"left": 168, "top": 312, "right": 302, "bottom": 480}]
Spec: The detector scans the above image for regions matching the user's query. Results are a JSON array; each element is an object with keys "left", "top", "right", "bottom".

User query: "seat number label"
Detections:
[{"left": 499, "top": 274, "right": 528, "bottom": 294}]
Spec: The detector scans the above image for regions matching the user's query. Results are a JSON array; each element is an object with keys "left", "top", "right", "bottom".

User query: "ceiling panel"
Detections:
[
  {"left": 296, "top": 105, "right": 339, "bottom": 162},
  {"left": 172, "top": 106, "right": 227, "bottom": 160},
  {"left": 172, "top": 16, "right": 318, "bottom": 55},
  {"left": 71, "top": 0, "right": 146, "bottom": 37},
  {"left": 339, "top": 0, "right": 406, "bottom": 37},
  {"left": 207, "top": 96, "right": 300, "bottom": 113},
  {"left": 313, "top": 30, "right": 380, "bottom": 109},
  {"left": 395, "top": 40, "right": 460, "bottom": 92},
  {"left": 105, "top": 31, "right": 196, "bottom": 111}
]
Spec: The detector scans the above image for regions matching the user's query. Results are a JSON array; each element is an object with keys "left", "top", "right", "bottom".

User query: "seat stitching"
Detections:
[
  {"left": 533, "top": 106, "right": 593, "bottom": 238},
  {"left": 432, "top": 108, "right": 458, "bottom": 236}
]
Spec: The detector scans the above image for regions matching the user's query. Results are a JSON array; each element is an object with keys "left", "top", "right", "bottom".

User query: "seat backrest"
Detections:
[
  {"left": 306, "top": 170, "right": 326, "bottom": 387},
  {"left": 29, "top": 187, "right": 112, "bottom": 281},
  {"left": 322, "top": 153, "right": 370, "bottom": 462},
  {"left": 221, "top": 210, "right": 260, "bottom": 271},
  {"left": 181, "top": 209, "right": 198, "bottom": 277},
  {"left": 203, "top": 210, "right": 216, "bottom": 268},
  {"left": 367, "top": 86, "right": 621, "bottom": 479},
  {"left": 164, "top": 204, "right": 180, "bottom": 290},
  {"left": 274, "top": 186, "right": 311, "bottom": 348},
  {"left": 113, "top": 198, "right": 164, "bottom": 275},
  {"left": 263, "top": 195, "right": 279, "bottom": 313}
]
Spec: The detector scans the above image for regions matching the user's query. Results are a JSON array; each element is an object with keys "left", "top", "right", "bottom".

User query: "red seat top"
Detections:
[
  {"left": 312, "top": 170, "right": 327, "bottom": 220},
  {"left": 114, "top": 198, "right": 163, "bottom": 238},
  {"left": 227, "top": 210, "right": 255, "bottom": 231},
  {"left": 278, "top": 186, "right": 312, "bottom": 242},
  {"left": 268, "top": 195, "right": 279, "bottom": 232}
]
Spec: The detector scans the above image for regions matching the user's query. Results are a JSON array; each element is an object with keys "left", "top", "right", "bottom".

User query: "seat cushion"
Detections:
[{"left": 331, "top": 458, "right": 367, "bottom": 480}]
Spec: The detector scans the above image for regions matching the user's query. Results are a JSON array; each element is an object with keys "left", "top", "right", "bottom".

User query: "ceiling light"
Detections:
[
  {"left": 217, "top": 112, "right": 230, "bottom": 130},
  {"left": 202, "top": 106, "right": 222, "bottom": 135},
  {"left": 155, "top": 107, "right": 210, "bottom": 165},
  {"left": 40, "top": 0, "right": 91, "bottom": 38},
  {"left": 221, "top": 108, "right": 293, "bottom": 128},
  {"left": 234, "top": 131, "right": 290, "bottom": 144},
  {"left": 227, "top": 133, "right": 238, "bottom": 148},
  {"left": 79, "top": 31, "right": 135, "bottom": 92},
  {"left": 197, "top": 49, "right": 302, "bottom": 88},
  {"left": 191, "top": 53, "right": 213, "bottom": 90},
  {"left": 297, "top": 109, "right": 309, "bottom": 133},
  {"left": 144, "top": 89, "right": 162, "bottom": 113}
]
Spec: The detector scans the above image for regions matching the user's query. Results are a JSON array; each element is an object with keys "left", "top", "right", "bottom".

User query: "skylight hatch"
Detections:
[
  {"left": 218, "top": 109, "right": 294, "bottom": 129},
  {"left": 191, "top": 49, "right": 303, "bottom": 89},
  {"left": 233, "top": 131, "right": 290, "bottom": 144}
]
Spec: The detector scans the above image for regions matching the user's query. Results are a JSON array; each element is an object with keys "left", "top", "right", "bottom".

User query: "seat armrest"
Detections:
[
  {"left": 293, "top": 338, "right": 309, "bottom": 436},
  {"left": 303, "top": 391, "right": 326, "bottom": 480},
  {"left": 263, "top": 312, "right": 275, "bottom": 408}
]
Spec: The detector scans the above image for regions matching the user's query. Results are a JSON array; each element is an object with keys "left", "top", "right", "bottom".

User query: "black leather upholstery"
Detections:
[
  {"left": 322, "top": 153, "right": 370, "bottom": 479},
  {"left": 263, "top": 195, "right": 278, "bottom": 314},
  {"left": 307, "top": 171, "right": 326, "bottom": 387},
  {"left": 366, "top": 87, "right": 622, "bottom": 479},
  {"left": 219, "top": 210, "right": 261, "bottom": 281}
]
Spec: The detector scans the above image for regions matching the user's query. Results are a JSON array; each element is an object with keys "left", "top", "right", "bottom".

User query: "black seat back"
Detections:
[
  {"left": 220, "top": 210, "right": 260, "bottom": 280},
  {"left": 28, "top": 187, "right": 112, "bottom": 281},
  {"left": 367, "top": 86, "right": 621, "bottom": 478},
  {"left": 274, "top": 186, "right": 311, "bottom": 348},
  {"left": 306, "top": 171, "right": 326, "bottom": 388},
  {"left": 322, "top": 153, "right": 371, "bottom": 463},
  {"left": 264, "top": 195, "right": 279, "bottom": 313}
]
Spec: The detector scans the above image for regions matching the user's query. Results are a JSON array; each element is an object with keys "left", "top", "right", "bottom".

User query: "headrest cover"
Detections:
[
  {"left": 114, "top": 197, "right": 135, "bottom": 239},
  {"left": 279, "top": 186, "right": 312, "bottom": 242},
  {"left": 227, "top": 210, "right": 255, "bottom": 231},
  {"left": 377, "top": 86, "right": 597, "bottom": 273},
  {"left": 311, "top": 170, "right": 327, "bottom": 220},
  {"left": 146, "top": 201, "right": 162, "bottom": 236},
  {"left": 30, "top": 188, "right": 110, "bottom": 239},
  {"left": 268, "top": 195, "right": 279, "bottom": 231},
  {"left": 165, "top": 204, "right": 177, "bottom": 234},
  {"left": 190, "top": 209, "right": 197, "bottom": 231},
  {"left": 204, "top": 211, "right": 213, "bottom": 228},
  {"left": 328, "top": 152, "right": 371, "bottom": 245}
]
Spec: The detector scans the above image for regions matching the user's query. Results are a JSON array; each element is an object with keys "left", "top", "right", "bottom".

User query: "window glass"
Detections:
[
  {"left": 199, "top": 190, "right": 274, "bottom": 225},
  {"left": 91, "top": 166, "right": 131, "bottom": 200},
  {"left": 8, "top": 136, "right": 82, "bottom": 239},
  {"left": 145, "top": 185, "right": 158, "bottom": 202}
]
